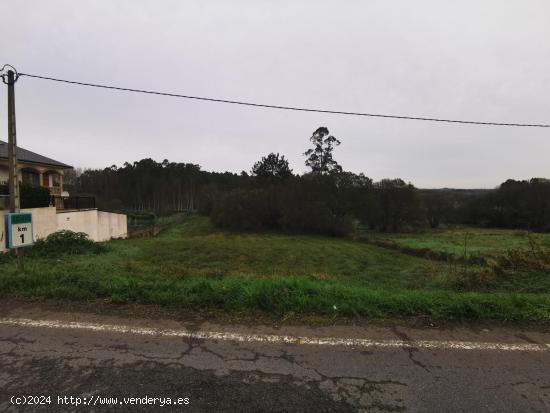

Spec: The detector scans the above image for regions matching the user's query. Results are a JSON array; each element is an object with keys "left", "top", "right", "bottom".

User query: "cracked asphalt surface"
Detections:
[{"left": 0, "top": 306, "right": 549, "bottom": 412}]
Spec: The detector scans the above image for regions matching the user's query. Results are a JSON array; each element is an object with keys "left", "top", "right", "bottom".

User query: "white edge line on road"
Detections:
[{"left": 0, "top": 317, "right": 548, "bottom": 352}]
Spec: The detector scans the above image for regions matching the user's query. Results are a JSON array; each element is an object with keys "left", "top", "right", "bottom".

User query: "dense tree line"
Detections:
[
  {"left": 462, "top": 179, "right": 550, "bottom": 231},
  {"left": 206, "top": 173, "right": 425, "bottom": 235},
  {"left": 74, "top": 159, "right": 205, "bottom": 213},
  {"left": 67, "top": 127, "right": 550, "bottom": 235}
]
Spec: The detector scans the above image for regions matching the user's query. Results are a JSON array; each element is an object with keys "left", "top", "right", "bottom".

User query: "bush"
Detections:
[
  {"left": 488, "top": 247, "right": 550, "bottom": 274},
  {"left": 30, "top": 230, "right": 107, "bottom": 257},
  {"left": 21, "top": 184, "right": 52, "bottom": 208},
  {"left": 0, "top": 183, "right": 51, "bottom": 208},
  {"left": 448, "top": 239, "right": 550, "bottom": 292}
]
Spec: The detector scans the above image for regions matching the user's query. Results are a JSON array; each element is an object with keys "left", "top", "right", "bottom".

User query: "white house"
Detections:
[
  {"left": 1, "top": 140, "right": 127, "bottom": 253},
  {"left": 0, "top": 139, "right": 72, "bottom": 196}
]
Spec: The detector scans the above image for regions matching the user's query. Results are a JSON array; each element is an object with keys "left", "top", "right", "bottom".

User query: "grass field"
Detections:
[
  {"left": 0, "top": 215, "right": 549, "bottom": 322},
  {"left": 366, "top": 226, "right": 550, "bottom": 259}
]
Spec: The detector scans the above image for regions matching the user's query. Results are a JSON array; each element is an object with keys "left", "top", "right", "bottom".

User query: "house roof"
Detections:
[{"left": 0, "top": 139, "right": 72, "bottom": 169}]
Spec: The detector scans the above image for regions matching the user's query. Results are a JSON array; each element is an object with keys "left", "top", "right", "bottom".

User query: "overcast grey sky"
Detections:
[{"left": 1, "top": 0, "right": 549, "bottom": 188}]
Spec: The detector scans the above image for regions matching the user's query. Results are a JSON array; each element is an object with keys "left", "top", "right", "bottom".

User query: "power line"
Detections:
[{"left": 16, "top": 72, "right": 550, "bottom": 128}]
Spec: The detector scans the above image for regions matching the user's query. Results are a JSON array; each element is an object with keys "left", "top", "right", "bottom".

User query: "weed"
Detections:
[
  {"left": 449, "top": 236, "right": 550, "bottom": 293},
  {"left": 1, "top": 215, "right": 549, "bottom": 321},
  {"left": 30, "top": 230, "right": 107, "bottom": 257}
]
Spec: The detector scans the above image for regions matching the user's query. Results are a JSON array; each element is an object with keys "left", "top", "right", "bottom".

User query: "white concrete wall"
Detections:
[
  {"left": 26, "top": 207, "right": 58, "bottom": 240},
  {"left": 56, "top": 209, "right": 100, "bottom": 241},
  {"left": 98, "top": 211, "right": 128, "bottom": 241},
  {"left": 1, "top": 208, "right": 127, "bottom": 253},
  {"left": 1, "top": 207, "right": 58, "bottom": 253},
  {"left": 56, "top": 210, "right": 127, "bottom": 242}
]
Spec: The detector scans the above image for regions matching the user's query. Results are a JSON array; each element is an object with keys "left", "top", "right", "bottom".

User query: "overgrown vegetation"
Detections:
[
  {"left": 29, "top": 230, "right": 107, "bottom": 257},
  {"left": 449, "top": 240, "right": 550, "bottom": 293},
  {"left": 29, "top": 126, "right": 549, "bottom": 321},
  {"left": 1, "top": 215, "right": 549, "bottom": 322}
]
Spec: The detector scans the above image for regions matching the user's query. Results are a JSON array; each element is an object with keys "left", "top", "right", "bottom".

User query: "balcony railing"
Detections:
[{"left": 51, "top": 196, "right": 96, "bottom": 210}]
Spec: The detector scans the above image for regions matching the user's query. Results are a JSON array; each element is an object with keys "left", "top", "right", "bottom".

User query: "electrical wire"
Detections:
[{"left": 16, "top": 72, "right": 550, "bottom": 128}]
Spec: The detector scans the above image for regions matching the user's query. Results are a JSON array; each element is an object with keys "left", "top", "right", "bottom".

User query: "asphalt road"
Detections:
[{"left": 0, "top": 305, "right": 549, "bottom": 412}]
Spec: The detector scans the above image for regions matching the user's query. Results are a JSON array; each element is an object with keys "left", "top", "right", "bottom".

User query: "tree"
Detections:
[
  {"left": 62, "top": 167, "right": 83, "bottom": 194},
  {"left": 251, "top": 153, "right": 293, "bottom": 180},
  {"left": 422, "top": 190, "right": 453, "bottom": 229},
  {"left": 304, "top": 127, "right": 342, "bottom": 175},
  {"left": 371, "top": 179, "right": 423, "bottom": 232}
]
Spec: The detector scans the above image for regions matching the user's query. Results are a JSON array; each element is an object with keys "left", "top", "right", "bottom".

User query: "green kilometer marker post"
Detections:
[{"left": 5, "top": 213, "right": 34, "bottom": 249}]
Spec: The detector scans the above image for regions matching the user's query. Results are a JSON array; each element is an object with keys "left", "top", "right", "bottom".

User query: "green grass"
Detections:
[
  {"left": 1, "top": 215, "right": 549, "bottom": 321},
  {"left": 138, "top": 217, "right": 437, "bottom": 290},
  {"left": 363, "top": 226, "right": 550, "bottom": 258}
]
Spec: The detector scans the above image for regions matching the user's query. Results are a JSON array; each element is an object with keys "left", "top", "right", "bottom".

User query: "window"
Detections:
[
  {"left": 51, "top": 173, "right": 61, "bottom": 187},
  {"left": 22, "top": 169, "right": 40, "bottom": 186}
]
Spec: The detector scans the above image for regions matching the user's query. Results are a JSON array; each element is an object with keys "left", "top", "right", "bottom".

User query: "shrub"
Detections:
[
  {"left": 20, "top": 184, "right": 52, "bottom": 208},
  {"left": 0, "top": 183, "right": 51, "bottom": 208},
  {"left": 448, "top": 239, "right": 550, "bottom": 292},
  {"left": 488, "top": 247, "right": 550, "bottom": 274},
  {"left": 30, "top": 230, "right": 107, "bottom": 257},
  {"left": 447, "top": 268, "right": 497, "bottom": 291}
]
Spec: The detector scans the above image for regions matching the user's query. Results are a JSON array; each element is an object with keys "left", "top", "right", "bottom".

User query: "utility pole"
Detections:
[
  {"left": 7, "top": 70, "right": 20, "bottom": 213},
  {"left": 5, "top": 68, "right": 23, "bottom": 271}
]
